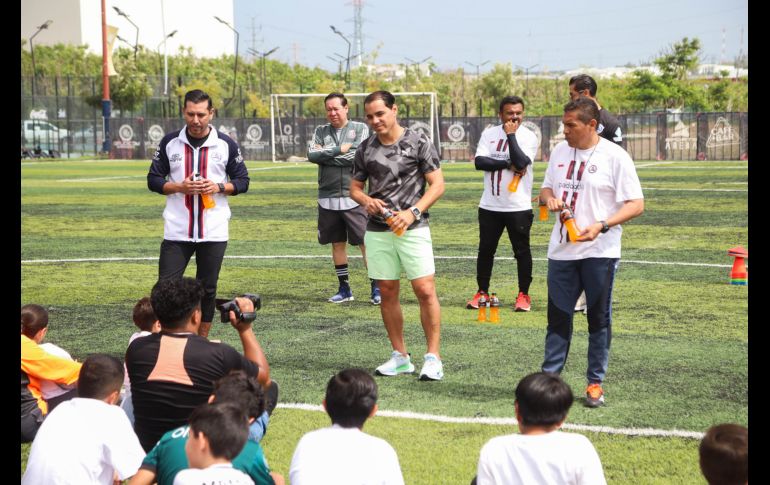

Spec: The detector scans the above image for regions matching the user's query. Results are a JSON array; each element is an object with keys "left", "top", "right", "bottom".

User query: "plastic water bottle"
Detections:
[
  {"left": 195, "top": 173, "right": 216, "bottom": 209},
  {"left": 382, "top": 209, "right": 405, "bottom": 236},
  {"left": 477, "top": 293, "right": 488, "bottom": 322},
  {"left": 489, "top": 293, "right": 500, "bottom": 323},
  {"left": 560, "top": 207, "right": 580, "bottom": 243}
]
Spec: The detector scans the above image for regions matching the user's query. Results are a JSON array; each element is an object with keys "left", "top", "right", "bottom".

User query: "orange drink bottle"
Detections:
[
  {"left": 489, "top": 293, "right": 500, "bottom": 323},
  {"left": 539, "top": 202, "right": 548, "bottom": 221},
  {"left": 195, "top": 173, "right": 216, "bottom": 209},
  {"left": 477, "top": 293, "right": 488, "bottom": 322},
  {"left": 560, "top": 208, "right": 580, "bottom": 243},
  {"left": 382, "top": 209, "right": 405, "bottom": 236},
  {"left": 507, "top": 171, "right": 522, "bottom": 192}
]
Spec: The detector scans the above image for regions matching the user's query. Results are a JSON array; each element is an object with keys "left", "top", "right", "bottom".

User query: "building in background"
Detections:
[{"left": 21, "top": 0, "right": 235, "bottom": 58}]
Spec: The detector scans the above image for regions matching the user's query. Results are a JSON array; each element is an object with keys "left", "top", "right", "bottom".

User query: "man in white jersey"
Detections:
[
  {"left": 568, "top": 74, "right": 624, "bottom": 314},
  {"left": 467, "top": 96, "right": 539, "bottom": 312},
  {"left": 147, "top": 89, "right": 250, "bottom": 338},
  {"left": 539, "top": 97, "right": 644, "bottom": 407}
]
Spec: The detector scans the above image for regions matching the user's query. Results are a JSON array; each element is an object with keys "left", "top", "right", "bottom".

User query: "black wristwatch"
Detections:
[
  {"left": 217, "top": 183, "right": 226, "bottom": 194},
  {"left": 599, "top": 220, "right": 610, "bottom": 233},
  {"left": 410, "top": 206, "right": 422, "bottom": 221}
]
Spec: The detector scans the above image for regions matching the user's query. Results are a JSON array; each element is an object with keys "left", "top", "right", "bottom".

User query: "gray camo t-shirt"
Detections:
[{"left": 352, "top": 127, "right": 441, "bottom": 231}]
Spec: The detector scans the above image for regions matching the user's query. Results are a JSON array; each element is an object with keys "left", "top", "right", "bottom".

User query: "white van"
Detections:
[{"left": 21, "top": 120, "right": 69, "bottom": 149}]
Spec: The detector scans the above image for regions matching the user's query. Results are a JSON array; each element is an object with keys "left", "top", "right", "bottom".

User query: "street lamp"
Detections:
[
  {"left": 248, "top": 47, "right": 279, "bottom": 98},
  {"left": 113, "top": 7, "right": 139, "bottom": 62},
  {"left": 515, "top": 63, "right": 539, "bottom": 96},
  {"left": 214, "top": 16, "right": 239, "bottom": 105},
  {"left": 330, "top": 25, "right": 351, "bottom": 89},
  {"left": 29, "top": 19, "right": 52, "bottom": 105},
  {"left": 156, "top": 30, "right": 177, "bottom": 95},
  {"left": 464, "top": 60, "right": 490, "bottom": 78},
  {"left": 326, "top": 55, "right": 343, "bottom": 77}
]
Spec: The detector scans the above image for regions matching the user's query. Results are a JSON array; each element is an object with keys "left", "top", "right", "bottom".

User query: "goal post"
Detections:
[{"left": 269, "top": 92, "right": 440, "bottom": 162}]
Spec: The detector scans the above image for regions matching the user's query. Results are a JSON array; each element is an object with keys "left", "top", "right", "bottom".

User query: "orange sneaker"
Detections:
[
  {"left": 466, "top": 290, "right": 488, "bottom": 309},
  {"left": 514, "top": 292, "right": 531, "bottom": 312},
  {"left": 585, "top": 383, "right": 605, "bottom": 407}
]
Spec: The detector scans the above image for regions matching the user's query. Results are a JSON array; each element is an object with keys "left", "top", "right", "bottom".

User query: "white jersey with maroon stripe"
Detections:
[
  {"left": 149, "top": 128, "right": 248, "bottom": 242},
  {"left": 475, "top": 124, "right": 539, "bottom": 212},
  {"left": 542, "top": 138, "right": 643, "bottom": 260}
]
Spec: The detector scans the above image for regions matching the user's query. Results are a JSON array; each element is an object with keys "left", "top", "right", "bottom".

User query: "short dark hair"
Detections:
[
  {"left": 564, "top": 97, "right": 600, "bottom": 126},
  {"left": 184, "top": 89, "right": 213, "bottom": 110},
  {"left": 325, "top": 368, "right": 378, "bottom": 429},
  {"left": 77, "top": 354, "right": 124, "bottom": 400},
  {"left": 364, "top": 90, "right": 396, "bottom": 109},
  {"left": 188, "top": 402, "right": 249, "bottom": 461},
  {"left": 515, "top": 372, "right": 574, "bottom": 427},
  {"left": 569, "top": 74, "right": 598, "bottom": 97},
  {"left": 699, "top": 423, "right": 748, "bottom": 485},
  {"left": 213, "top": 370, "right": 266, "bottom": 421},
  {"left": 325, "top": 92, "right": 348, "bottom": 106},
  {"left": 21, "top": 304, "right": 48, "bottom": 338},
  {"left": 150, "top": 277, "right": 204, "bottom": 330},
  {"left": 499, "top": 96, "right": 525, "bottom": 113},
  {"left": 132, "top": 297, "right": 157, "bottom": 332}
]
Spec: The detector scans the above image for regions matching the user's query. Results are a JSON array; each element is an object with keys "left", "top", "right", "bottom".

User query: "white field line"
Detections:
[
  {"left": 642, "top": 187, "right": 746, "bottom": 192},
  {"left": 20, "top": 254, "right": 734, "bottom": 268},
  {"left": 635, "top": 166, "right": 747, "bottom": 170},
  {"left": 277, "top": 403, "right": 704, "bottom": 439},
  {"left": 57, "top": 175, "right": 141, "bottom": 182}
]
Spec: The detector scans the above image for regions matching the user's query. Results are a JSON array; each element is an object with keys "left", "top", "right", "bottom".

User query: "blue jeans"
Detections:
[{"left": 542, "top": 257, "right": 619, "bottom": 384}]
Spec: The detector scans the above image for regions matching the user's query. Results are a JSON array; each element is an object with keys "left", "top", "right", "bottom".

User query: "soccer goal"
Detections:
[{"left": 269, "top": 92, "right": 440, "bottom": 162}]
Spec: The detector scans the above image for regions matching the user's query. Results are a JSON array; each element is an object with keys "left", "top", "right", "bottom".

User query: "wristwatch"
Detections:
[
  {"left": 599, "top": 220, "right": 610, "bottom": 233},
  {"left": 217, "top": 183, "right": 226, "bottom": 194},
  {"left": 410, "top": 206, "right": 422, "bottom": 221}
]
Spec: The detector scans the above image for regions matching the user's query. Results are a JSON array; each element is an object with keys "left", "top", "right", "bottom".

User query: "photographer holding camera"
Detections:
[{"left": 126, "top": 277, "right": 275, "bottom": 452}]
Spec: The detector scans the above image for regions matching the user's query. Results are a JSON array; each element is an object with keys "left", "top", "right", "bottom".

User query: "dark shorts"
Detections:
[{"left": 317, "top": 205, "right": 368, "bottom": 245}]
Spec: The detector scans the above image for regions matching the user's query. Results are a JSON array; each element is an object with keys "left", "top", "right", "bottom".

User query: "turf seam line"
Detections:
[
  {"left": 20, "top": 255, "right": 735, "bottom": 268},
  {"left": 276, "top": 403, "right": 705, "bottom": 439}
]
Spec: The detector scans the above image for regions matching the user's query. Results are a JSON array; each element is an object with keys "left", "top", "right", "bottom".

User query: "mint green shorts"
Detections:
[{"left": 364, "top": 226, "right": 436, "bottom": 280}]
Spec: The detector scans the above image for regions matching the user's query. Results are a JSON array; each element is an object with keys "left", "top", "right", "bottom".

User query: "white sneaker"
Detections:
[
  {"left": 419, "top": 353, "right": 444, "bottom": 381},
  {"left": 574, "top": 291, "right": 587, "bottom": 313},
  {"left": 375, "top": 351, "right": 415, "bottom": 376}
]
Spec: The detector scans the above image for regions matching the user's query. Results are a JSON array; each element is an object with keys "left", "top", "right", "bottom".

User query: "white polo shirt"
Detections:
[
  {"left": 542, "top": 138, "right": 643, "bottom": 260},
  {"left": 476, "top": 124, "right": 539, "bottom": 212}
]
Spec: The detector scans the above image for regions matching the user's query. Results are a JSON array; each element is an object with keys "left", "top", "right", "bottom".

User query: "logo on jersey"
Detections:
[
  {"left": 211, "top": 152, "right": 223, "bottom": 162},
  {"left": 588, "top": 165, "right": 598, "bottom": 173},
  {"left": 348, "top": 130, "right": 357, "bottom": 139},
  {"left": 170, "top": 153, "right": 183, "bottom": 164}
]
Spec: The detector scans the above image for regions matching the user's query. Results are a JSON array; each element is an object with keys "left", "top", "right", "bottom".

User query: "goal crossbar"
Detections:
[{"left": 269, "top": 92, "right": 439, "bottom": 162}]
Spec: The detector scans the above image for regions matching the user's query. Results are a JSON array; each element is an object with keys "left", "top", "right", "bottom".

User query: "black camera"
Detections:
[{"left": 215, "top": 293, "right": 261, "bottom": 323}]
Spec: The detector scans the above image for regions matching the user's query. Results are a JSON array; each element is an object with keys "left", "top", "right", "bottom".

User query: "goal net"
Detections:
[{"left": 269, "top": 92, "right": 439, "bottom": 162}]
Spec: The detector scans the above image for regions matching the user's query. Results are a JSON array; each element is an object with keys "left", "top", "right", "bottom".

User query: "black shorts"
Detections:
[{"left": 317, "top": 205, "right": 368, "bottom": 245}]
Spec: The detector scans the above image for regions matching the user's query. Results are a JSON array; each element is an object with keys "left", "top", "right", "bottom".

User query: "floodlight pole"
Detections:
[
  {"left": 113, "top": 7, "right": 139, "bottom": 63},
  {"left": 29, "top": 19, "right": 52, "bottom": 108},
  {"left": 214, "top": 16, "right": 239, "bottom": 105},
  {"left": 330, "top": 26, "right": 351, "bottom": 89},
  {"left": 249, "top": 47, "right": 279, "bottom": 98},
  {"left": 516, "top": 63, "right": 539, "bottom": 96}
]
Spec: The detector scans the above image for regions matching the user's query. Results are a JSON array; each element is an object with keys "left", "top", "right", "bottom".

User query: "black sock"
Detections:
[
  {"left": 370, "top": 278, "right": 378, "bottom": 289},
  {"left": 335, "top": 264, "right": 350, "bottom": 288}
]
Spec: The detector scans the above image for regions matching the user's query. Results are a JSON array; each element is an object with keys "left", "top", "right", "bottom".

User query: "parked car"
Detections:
[{"left": 21, "top": 120, "right": 69, "bottom": 151}]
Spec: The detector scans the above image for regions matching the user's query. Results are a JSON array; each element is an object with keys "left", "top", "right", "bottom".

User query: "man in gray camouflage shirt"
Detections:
[{"left": 350, "top": 90, "right": 446, "bottom": 381}]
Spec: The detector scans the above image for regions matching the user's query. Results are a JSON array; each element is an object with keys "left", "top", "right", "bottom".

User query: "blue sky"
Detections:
[{"left": 234, "top": 0, "right": 747, "bottom": 73}]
